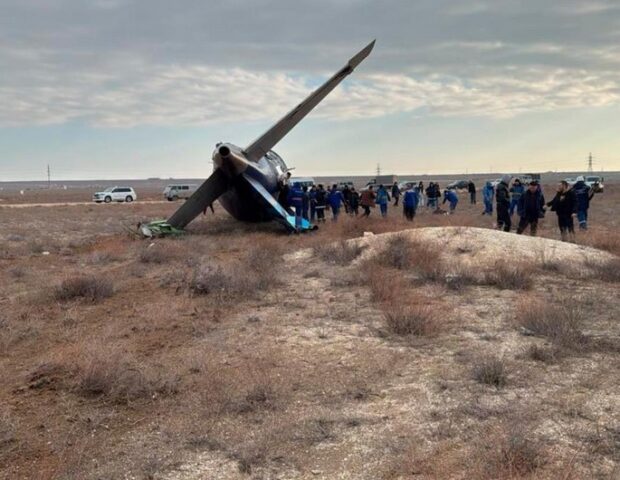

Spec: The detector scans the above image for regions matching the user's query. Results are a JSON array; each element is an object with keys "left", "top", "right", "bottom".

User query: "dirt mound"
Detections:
[{"left": 351, "top": 226, "right": 614, "bottom": 268}]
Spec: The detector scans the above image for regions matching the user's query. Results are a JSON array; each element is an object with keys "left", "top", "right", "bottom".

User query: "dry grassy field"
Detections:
[{"left": 0, "top": 183, "right": 619, "bottom": 479}]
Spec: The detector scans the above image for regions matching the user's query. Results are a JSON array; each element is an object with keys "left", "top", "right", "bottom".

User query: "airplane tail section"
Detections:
[{"left": 243, "top": 40, "right": 375, "bottom": 162}]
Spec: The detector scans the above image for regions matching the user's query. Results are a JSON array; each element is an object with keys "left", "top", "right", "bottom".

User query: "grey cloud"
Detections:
[{"left": 1, "top": 0, "right": 620, "bottom": 127}]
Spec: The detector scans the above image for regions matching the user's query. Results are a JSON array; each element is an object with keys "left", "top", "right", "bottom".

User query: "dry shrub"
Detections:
[
  {"left": 376, "top": 235, "right": 442, "bottom": 279},
  {"left": 8, "top": 266, "right": 26, "bottom": 279},
  {"left": 54, "top": 275, "right": 113, "bottom": 302},
  {"left": 525, "top": 344, "right": 560, "bottom": 363},
  {"left": 582, "top": 228, "right": 620, "bottom": 256},
  {"left": 0, "top": 409, "right": 17, "bottom": 453},
  {"left": 367, "top": 268, "right": 406, "bottom": 303},
  {"left": 383, "top": 303, "right": 440, "bottom": 337},
  {"left": 586, "top": 256, "right": 620, "bottom": 283},
  {"left": 138, "top": 242, "right": 179, "bottom": 264},
  {"left": 472, "top": 422, "right": 546, "bottom": 477},
  {"left": 472, "top": 356, "right": 507, "bottom": 388},
  {"left": 77, "top": 347, "right": 179, "bottom": 404},
  {"left": 517, "top": 297, "right": 586, "bottom": 349},
  {"left": 481, "top": 260, "right": 534, "bottom": 290},
  {"left": 314, "top": 240, "right": 363, "bottom": 266}
]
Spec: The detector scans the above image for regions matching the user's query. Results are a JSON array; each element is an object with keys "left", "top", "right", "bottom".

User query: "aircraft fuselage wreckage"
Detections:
[{"left": 144, "top": 40, "right": 375, "bottom": 235}]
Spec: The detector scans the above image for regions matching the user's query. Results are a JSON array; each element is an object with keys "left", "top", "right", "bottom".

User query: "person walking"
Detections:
[
  {"left": 443, "top": 189, "right": 459, "bottom": 213},
  {"left": 349, "top": 187, "right": 360, "bottom": 215},
  {"left": 496, "top": 175, "right": 512, "bottom": 232},
  {"left": 482, "top": 181, "right": 494, "bottom": 215},
  {"left": 547, "top": 180, "right": 576, "bottom": 242},
  {"left": 327, "top": 184, "right": 345, "bottom": 221},
  {"left": 342, "top": 185, "right": 351, "bottom": 214},
  {"left": 509, "top": 179, "right": 524, "bottom": 217},
  {"left": 426, "top": 182, "right": 440, "bottom": 210},
  {"left": 403, "top": 185, "right": 420, "bottom": 220},
  {"left": 391, "top": 182, "right": 401, "bottom": 206},
  {"left": 309, "top": 185, "right": 317, "bottom": 222},
  {"left": 516, "top": 181, "right": 543, "bottom": 236},
  {"left": 468, "top": 181, "right": 476, "bottom": 204},
  {"left": 376, "top": 184, "right": 391, "bottom": 217},
  {"left": 360, "top": 186, "right": 376, "bottom": 217},
  {"left": 572, "top": 176, "right": 595, "bottom": 230}
]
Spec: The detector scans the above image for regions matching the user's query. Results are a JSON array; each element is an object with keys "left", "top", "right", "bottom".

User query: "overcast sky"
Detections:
[{"left": 1, "top": 0, "right": 619, "bottom": 180}]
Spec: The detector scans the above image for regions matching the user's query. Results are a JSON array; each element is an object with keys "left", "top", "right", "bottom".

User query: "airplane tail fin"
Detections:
[{"left": 243, "top": 40, "right": 375, "bottom": 162}]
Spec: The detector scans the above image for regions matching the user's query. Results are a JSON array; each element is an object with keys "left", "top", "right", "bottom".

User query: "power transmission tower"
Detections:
[
  {"left": 588, "top": 153, "right": 593, "bottom": 173},
  {"left": 47, "top": 164, "right": 51, "bottom": 189},
  {"left": 376, "top": 163, "right": 381, "bottom": 176}
]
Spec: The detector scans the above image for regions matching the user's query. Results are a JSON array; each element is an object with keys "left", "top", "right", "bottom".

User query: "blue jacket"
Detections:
[
  {"left": 572, "top": 181, "right": 592, "bottom": 210},
  {"left": 443, "top": 190, "right": 458, "bottom": 205},
  {"left": 403, "top": 189, "right": 419, "bottom": 208},
  {"left": 483, "top": 183, "right": 494, "bottom": 203},
  {"left": 376, "top": 187, "right": 390, "bottom": 205},
  {"left": 510, "top": 184, "right": 524, "bottom": 201},
  {"left": 328, "top": 190, "right": 344, "bottom": 209},
  {"left": 289, "top": 186, "right": 304, "bottom": 208}
]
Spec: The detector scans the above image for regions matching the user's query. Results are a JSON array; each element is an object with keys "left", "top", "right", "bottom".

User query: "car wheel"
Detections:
[
  {"left": 172, "top": 195, "right": 179, "bottom": 201},
  {"left": 104, "top": 196, "right": 112, "bottom": 203},
  {"left": 125, "top": 196, "right": 133, "bottom": 202}
]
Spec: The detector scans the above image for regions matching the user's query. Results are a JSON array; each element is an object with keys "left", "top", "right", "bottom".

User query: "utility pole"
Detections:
[
  {"left": 47, "top": 164, "right": 51, "bottom": 189},
  {"left": 376, "top": 163, "right": 381, "bottom": 177},
  {"left": 588, "top": 153, "right": 593, "bottom": 173}
]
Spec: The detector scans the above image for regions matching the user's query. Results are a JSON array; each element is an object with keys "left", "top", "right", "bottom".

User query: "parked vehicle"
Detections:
[
  {"left": 398, "top": 180, "right": 418, "bottom": 191},
  {"left": 446, "top": 180, "right": 470, "bottom": 190},
  {"left": 290, "top": 177, "right": 316, "bottom": 189},
  {"left": 163, "top": 184, "right": 197, "bottom": 201},
  {"left": 336, "top": 181, "right": 355, "bottom": 190},
  {"left": 585, "top": 175, "right": 604, "bottom": 193},
  {"left": 93, "top": 187, "right": 137, "bottom": 203}
]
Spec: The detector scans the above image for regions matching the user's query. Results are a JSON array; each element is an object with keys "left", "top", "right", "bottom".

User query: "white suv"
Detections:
[{"left": 93, "top": 187, "right": 137, "bottom": 203}]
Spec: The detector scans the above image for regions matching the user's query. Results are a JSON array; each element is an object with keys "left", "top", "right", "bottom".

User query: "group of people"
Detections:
[
  {"left": 283, "top": 175, "right": 597, "bottom": 241},
  {"left": 488, "top": 175, "right": 595, "bottom": 241}
]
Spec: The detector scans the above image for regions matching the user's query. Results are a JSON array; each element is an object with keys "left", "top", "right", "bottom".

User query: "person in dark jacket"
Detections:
[
  {"left": 572, "top": 176, "right": 595, "bottom": 230},
  {"left": 314, "top": 184, "right": 327, "bottom": 222},
  {"left": 342, "top": 185, "right": 351, "bottom": 214},
  {"left": 468, "top": 181, "right": 476, "bottom": 204},
  {"left": 496, "top": 174, "right": 512, "bottom": 232},
  {"left": 309, "top": 185, "right": 317, "bottom": 222},
  {"left": 349, "top": 187, "right": 360, "bottom": 215},
  {"left": 288, "top": 182, "right": 304, "bottom": 230},
  {"left": 391, "top": 182, "right": 401, "bottom": 206},
  {"left": 403, "top": 186, "right": 420, "bottom": 220},
  {"left": 547, "top": 180, "right": 576, "bottom": 242},
  {"left": 516, "top": 181, "right": 543, "bottom": 236},
  {"left": 327, "top": 184, "right": 345, "bottom": 221}
]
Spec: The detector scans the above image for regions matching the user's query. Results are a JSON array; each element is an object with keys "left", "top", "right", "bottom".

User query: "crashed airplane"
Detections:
[{"left": 145, "top": 40, "right": 375, "bottom": 235}]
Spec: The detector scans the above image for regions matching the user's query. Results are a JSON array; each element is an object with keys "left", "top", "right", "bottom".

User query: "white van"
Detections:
[{"left": 163, "top": 184, "right": 197, "bottom": 201}]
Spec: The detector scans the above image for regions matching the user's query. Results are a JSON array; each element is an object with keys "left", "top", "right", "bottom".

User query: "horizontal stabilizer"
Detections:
[
  {"left": 167, "top": 168, "right": 229, "bottom": 229},
  {"left": 242, "top": 173, "right": 313, "bottom": 232},
  {"left": 243, "top": 40, "right": 376, "bottom": 162}
]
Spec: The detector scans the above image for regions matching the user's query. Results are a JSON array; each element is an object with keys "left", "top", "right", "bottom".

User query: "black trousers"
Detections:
[
  {"left": 362, "top": 205, "right": 371, "bottom": 217},
  {"left": 404, "top": 206, "right": 416, "bottom": 220},
  {"left": 517, "top": 216, "right": 538, "bottom": 236},
  {"left": 497, "top": 204, "right": 511, "bottom": 232}
]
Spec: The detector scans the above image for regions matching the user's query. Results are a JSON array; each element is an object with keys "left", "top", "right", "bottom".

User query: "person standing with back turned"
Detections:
[{"left": 496, "top": 175, "right": 512, "bottom": 232}]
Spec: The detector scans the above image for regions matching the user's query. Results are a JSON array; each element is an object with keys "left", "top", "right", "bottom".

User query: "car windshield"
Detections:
[
  {"left": 103, "top": 187, "right": 114, "bottom": 192},
  {"left": 586, "top": 177, "right": 600, "bottom": 182}
]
